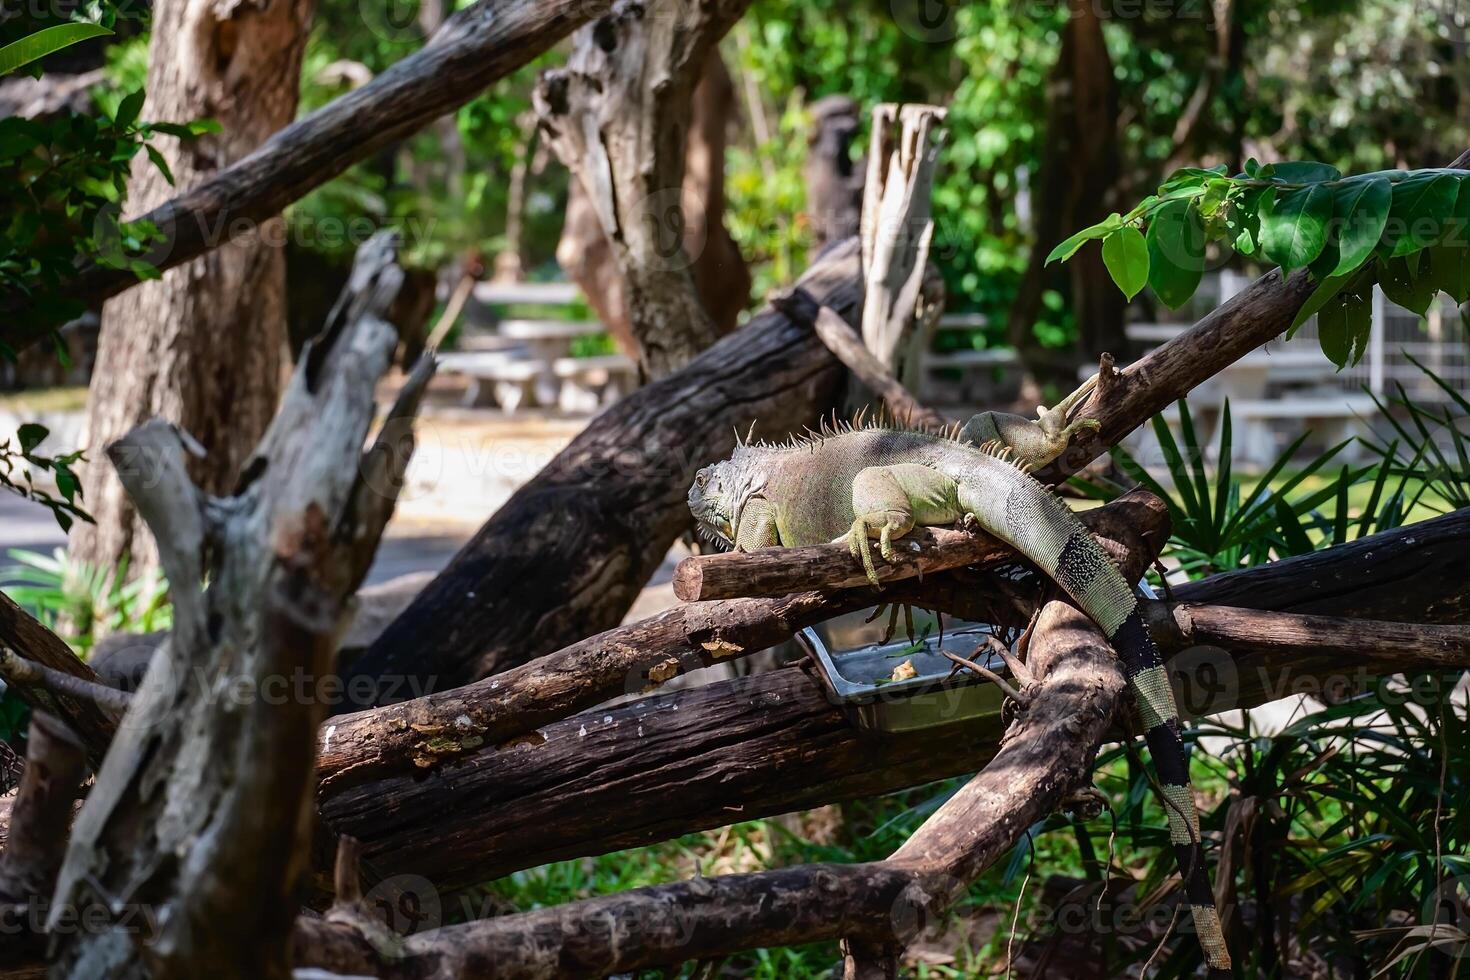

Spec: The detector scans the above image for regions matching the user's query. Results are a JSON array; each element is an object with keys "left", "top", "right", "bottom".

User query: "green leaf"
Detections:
[
  {"left": 1045, "top": 213, "right": 1123, "bottom": 265},
  {"left": 1261, "top": 183, "right": 1333, "bottom": 271},
  {"left": 0, "top": 23, "right": 113, "bottom": 77},
  {"left": 145, "top": 144, "right": 174, "bottom": 185},
  {"left": 1159, "top": 166, "right": 1225, "bottom": 193},
  {"left": 129, "top": 259, "right": 162, "bottom": 282},
  {"left": 1290, "top": 263, "right": 1371, "bottom": 335},
  {"left": 1330, "top": 176, "right": 1391, "bottom": 277},
  {"left": 1269, "top": 161, "right": 1341, "bottom": 184},
  {"left": 1384, "top": 172, "right": 1460, "bottom": 257},
  {"left": 1380, "top": 254, "right": 1436, "bottom": 315},
  {"left": 1101, "top": 226, "right": 1149, "bottom": 301},
  {"left": 1428, "top": 242, "right": 1470, "bottom": 304},
  {"left": 16, "top": 424, "right": 48, "bottom": 454},
  {"left": 1145, "top": 200, "right": 1206, "bottom": 309},
  {"left": 114, "top": 89, "right": 145, "bottom": 129},
  {"left": 1316, "top": 286, "right": 1372, "bottom": 368}
]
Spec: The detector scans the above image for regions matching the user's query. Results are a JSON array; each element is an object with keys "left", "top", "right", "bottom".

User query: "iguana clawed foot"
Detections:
[{"left": 847, "top": 510, "right": 914, "bottom": 588}]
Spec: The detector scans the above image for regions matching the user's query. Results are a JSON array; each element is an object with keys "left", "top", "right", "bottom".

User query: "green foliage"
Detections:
[
  {"left": 0, "top": 425, "right": 89, "bottom": 532},
  {"left": 1051, "top": 162, "right": 1470, "bottom": 367},
  {"left": 1069, "top": 399, "right": 1384, "bottom": 577},
  {"left": 0, "top": 22, "right": 112, "bottom": 76},
  {"left": 1362, "top": 355, "right": 1470, "bottom": 514},
  {"left": 1, "top": 548, "right": 171, "bottom": 657}
]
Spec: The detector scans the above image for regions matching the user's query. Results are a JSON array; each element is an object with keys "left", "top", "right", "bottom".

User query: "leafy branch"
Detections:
[
  {"left": 1047, "top": 161, "right": 1470, "bottom": 367},
  {"left": 0, "top": 424, "right": 90, "bottom": 532},
  {"left": 0, "top": 89, "right": 220, "bottom": 337}
]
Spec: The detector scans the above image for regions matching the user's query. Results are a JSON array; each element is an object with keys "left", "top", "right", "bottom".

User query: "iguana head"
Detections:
[{"left": 688, "top": 453, "right": 766, "bottom": 549}]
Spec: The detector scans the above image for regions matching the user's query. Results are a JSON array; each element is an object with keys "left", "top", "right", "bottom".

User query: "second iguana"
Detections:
[{"left": 687, "top": 413, "right": 1232, "bottom": 978}]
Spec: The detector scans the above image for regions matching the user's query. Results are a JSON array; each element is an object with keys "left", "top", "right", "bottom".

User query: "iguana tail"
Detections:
[{"left": 961, "top": 468, "right": 1233, "bottom": 976}]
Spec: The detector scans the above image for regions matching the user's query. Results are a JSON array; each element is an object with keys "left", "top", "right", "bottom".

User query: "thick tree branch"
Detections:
[
  {"left": 1146, "top": 602, "right": 1470, "bottom": 670},
  {"left": 0, "top": 595, "right": 117, "bottom": 767},
  {"left": 315, "top": 507, "right": 1469, "bottom": 894},
  {"left": 1035, "top": 144, "right": 1470, "bottom": 484},
  {"left": 341, "top": 239, "right": 863, "bottom": 702},
  {"left": 774, "top": 295, "right": 949, "bottom": 431},
  {"left": 3, "top": 0, "right": 609, "bottom": 343}
]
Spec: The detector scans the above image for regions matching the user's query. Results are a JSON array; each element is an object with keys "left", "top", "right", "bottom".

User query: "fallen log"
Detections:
[
  {"left": 314, "top": 508, "right": 1470, "bottom": 895},
  {"left": 341, "top": 240, "right": 863, "bottom": 703},
  {"left": 320, "top": 494, "right": 1151, "bottom": 788},
  {"left": 0, "top": 595, "right": 117, "bottom": 766},
  {"left": 298, "top": 496, "right": 1146, "bottom": 978}
]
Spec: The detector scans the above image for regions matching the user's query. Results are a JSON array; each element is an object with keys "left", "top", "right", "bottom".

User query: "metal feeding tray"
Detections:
[
  {"left": 795, "top": 581, "right": 1157, "bottom": 734},
  {"left": 795, "top": 608, "right": 1011, "bottom": 734}
]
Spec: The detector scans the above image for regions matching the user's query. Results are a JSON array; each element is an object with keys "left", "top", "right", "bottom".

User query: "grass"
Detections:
[{"left": 474, "top": 752, "right": 1236, "bottom": 977}]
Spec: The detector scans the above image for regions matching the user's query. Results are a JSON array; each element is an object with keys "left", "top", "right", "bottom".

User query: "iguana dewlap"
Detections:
[{"left": 688, "top": 420, "right": 1232, "bottom": 977}]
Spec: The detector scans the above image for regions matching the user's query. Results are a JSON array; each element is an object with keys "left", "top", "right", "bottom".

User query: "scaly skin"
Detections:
[
  {"left": 958, "top": 373, "right": 1100, "bottom": 471},
  {"left": 688, "top": 422, "right": 1233, "bottom": 978}
]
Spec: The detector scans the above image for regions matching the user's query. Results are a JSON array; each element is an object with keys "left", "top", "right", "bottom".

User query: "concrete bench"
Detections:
[
  {"left": 437, "top": 350, "right": 554, "bottom": 412},
  {"left": 551, "top": 354, "right": 637, "bottom": 412}
]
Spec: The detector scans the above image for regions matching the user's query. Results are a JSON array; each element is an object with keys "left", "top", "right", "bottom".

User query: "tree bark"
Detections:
[
  {"left": 535, "top": 1, "right": 752, "bottom": 378},
  {"left": 316, "top": 506, "right": 1470, "bottom": 894},
  {"left": 70, "top": 0, "right": 315, "bottom": 587},
  {"left": 552, "top": 52, "right": 750, "bottom": 361},
  {"left": 339, "top": 239, "right": 861, "bottom": 704},
  {"left": 51, "top": 234, "right": 431, "bottom": 980},
  {"left": 0, "top": 593, "right": 119, "bottom": 766},
  {"left": 804, "top": 95, "right": 864, "bottom": 250}
]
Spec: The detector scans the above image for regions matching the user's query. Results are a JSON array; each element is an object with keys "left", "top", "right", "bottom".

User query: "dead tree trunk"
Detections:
[
  {"left": 804, "top": 95, "right": 864, "bottom": 250},
  {"left": 316, "top": 504, "right": 1470, "bottom": 894},
  {"left": 71, "top": 0, "right": 315, "bottom": 587},
  {"left": 534, "top": 0, "right": 752, "bottom": 378},
  {"left": 551, "top": 51, "right": 750, "bottom": 362},
  {"left": 859, "top": 104, "right": 946, "bottom": 392},
  {"left": 50, "top": 235, "right": 431, "bottom": 980}
]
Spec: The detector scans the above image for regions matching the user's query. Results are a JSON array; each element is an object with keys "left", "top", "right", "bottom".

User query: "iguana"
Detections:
[{"left": 687, "top": 408, "right": 1233, "bottom": 978}]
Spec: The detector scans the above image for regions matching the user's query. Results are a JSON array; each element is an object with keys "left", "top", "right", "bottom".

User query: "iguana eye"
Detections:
[{"left": 695, "top": 471, "right": 709, "bottom": 488}]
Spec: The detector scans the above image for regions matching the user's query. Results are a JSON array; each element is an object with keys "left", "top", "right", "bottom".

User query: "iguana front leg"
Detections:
[
  {"left": 959, "top": 373, "right": 1101, "bottom": 470},
  {"left": 732, "top": 497, "right": 780, "bottom": 551}
]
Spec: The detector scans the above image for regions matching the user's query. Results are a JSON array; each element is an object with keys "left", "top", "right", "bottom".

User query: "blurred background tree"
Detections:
[{"left": 75, "top": 0, "right": 1465, "bottom": 389}]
